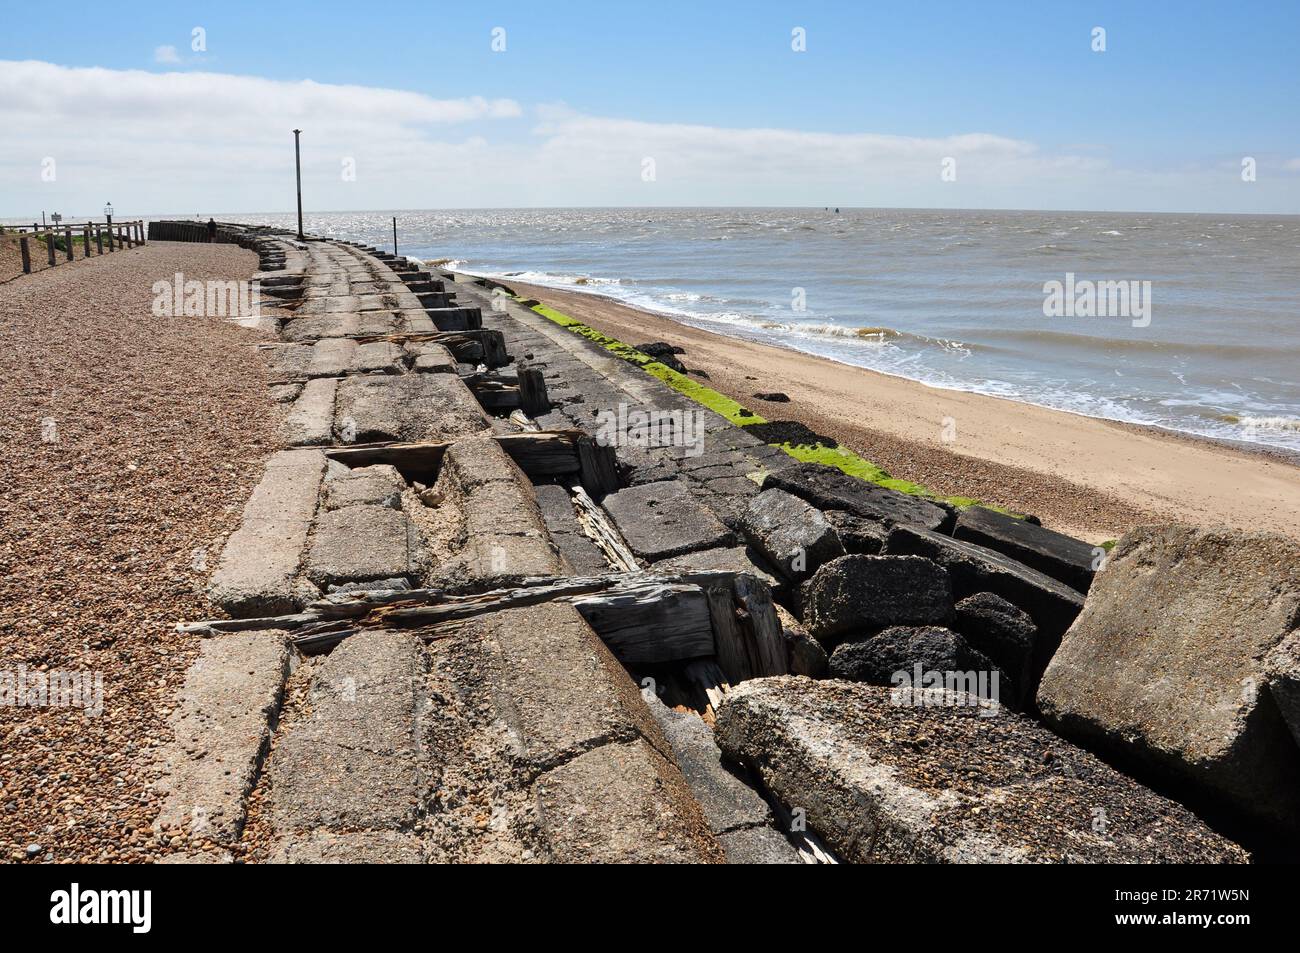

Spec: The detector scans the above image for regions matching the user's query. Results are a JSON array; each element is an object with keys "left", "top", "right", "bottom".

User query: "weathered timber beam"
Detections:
[
  {"left": 571, "top": 581, "right": 715, "bottom": 666},
  {"left": 494, "top": 430, "right": 583, "bottom": 476}
]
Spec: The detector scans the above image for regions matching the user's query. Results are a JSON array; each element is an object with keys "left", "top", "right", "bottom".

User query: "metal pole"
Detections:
[
  {"left": 293, "top": 129, "right": 305, "bottom": 241},
  {"left": 393, "top": 216, "right": 398, "bottom": 256}
]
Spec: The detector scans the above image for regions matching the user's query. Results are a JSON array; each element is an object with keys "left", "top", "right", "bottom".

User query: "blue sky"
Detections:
[{"left": 2, "top": 1, "right": 1298, "bottom": 214}]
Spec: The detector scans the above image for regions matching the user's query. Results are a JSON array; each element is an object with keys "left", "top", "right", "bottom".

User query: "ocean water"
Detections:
[{"left": 237, "top": 208, "right": 1300, "bottom": 452}]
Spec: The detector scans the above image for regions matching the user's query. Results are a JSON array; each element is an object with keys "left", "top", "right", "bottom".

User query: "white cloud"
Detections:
[
  {"left": 153, "top": 45, "right": 181, "bottom": 65},
  {"left": 0, "top": 59, "right": 1294, "bottom": 215}
]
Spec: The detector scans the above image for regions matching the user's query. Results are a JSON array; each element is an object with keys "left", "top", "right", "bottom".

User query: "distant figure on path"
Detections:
[{"left": 206, "top": 218, "right": 217, "bottom": 242}]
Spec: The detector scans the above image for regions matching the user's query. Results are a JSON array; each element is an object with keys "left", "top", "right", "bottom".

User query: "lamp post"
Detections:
[{"left": 292, "top": 129, "right": 304, "bottom": 241}]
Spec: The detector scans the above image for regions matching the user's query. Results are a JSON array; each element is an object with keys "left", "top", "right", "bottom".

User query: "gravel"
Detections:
[{"left": 0, "top": 240, "right": 281, "bottom": 862}]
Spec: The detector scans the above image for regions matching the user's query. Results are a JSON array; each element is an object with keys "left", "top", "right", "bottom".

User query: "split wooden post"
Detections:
[
  {"left": 517, "top": 365, "right": 550, "bottom": 417},
  {"left": 107, "top": 226, "right": 116, "bottom": 252},
  {"left": 576, "top": 435, "right": 620, "bottom": 498},
  {"left": 19, "top": 237, "right": 31, "bottom": 274},
  {"left": 64, "top": 227, "right": 74, "bottom": 262},
  {"left": 46, "top": 232, "right": 56, "bottom": 266},
  {"left": 82, "top": 226, "right": 91, "bottom": 258},
  {"left": 95, "top": 226, "right": 104, "bottom": 255}
]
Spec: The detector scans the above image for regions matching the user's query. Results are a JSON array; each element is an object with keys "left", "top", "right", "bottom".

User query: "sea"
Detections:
[{"left": 203, "top": 208, "right": 1300, "bottom": 453}]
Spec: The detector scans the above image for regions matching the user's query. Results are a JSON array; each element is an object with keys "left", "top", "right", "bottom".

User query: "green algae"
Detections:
[{"left": 522, "top": 296, "right": 1013, "bottom": 514}]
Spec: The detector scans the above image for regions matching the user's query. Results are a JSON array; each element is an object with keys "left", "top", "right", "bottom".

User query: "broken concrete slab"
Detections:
[
  {"left": 532, "top": 484, "right": 610, "bottom": 575},
  {"left": 884, "top": 524, "right": 1085, "bottom": 664},
  {"left": 533, "top": 739, "right": 723, "bottom": 863},
  {"left": 801, "top": 554, "right": 954, "bottom": 647},
  {"left": 741, "top": 487, "right": 844, "bottom": 582},
  {"left": 719, "top": 825, "right": 805, "bottom": 864},
  {"left": 155, "top": 631, "right": 290, "bottom": 845},
  {"left": 305, "top": 338, "right": 357, "bottom": 377},
  {"left": 954, "top": 506, "right": 1097, "bottom": 592},
  {"left": 715, "top": 677, "right": 1249, "bottom": 863},
  {"left": 1036, "top": 525, "right": 1300, "bottom": 832},
  {"left": 280, "top": 310, "right": 433, "bottom": 343},
  {"left": 455, "top": 532, "right": 566, "bottom": 585},
  {"left": 305, "top": 504, "right": 414, "bottom": 587},
  {"left": 353, "top": 341, "right": 404, "bottom": 374},
  {"left": 267, "top": 343, "right": 313, "bottom": 379},
  {"left": 822, "top": 509, "right": 888, "bottom": 555},
  {"left": 209, "top": 449, "right": 325, "bottom": 616},
  {"left": 283, "top": 378, "right": 337, "bottom": 446},
  {"left": 602, "top": 480, "right": 733, "bottom": 561},
  {"left": 1266, "top": 632, "right": 1300, "bottom": 750},
  {"left": 445, "top": 603, "right": 651, "bottom": 774},
  {"left": 643, "top": 692, "right": 800, "bottom": 863},
  {"left": 409, "top": 342, "right": 457, "bottom": 373},
  {"left": 334, "top": 374, "right": 489, "bottom": 443},
  {"left": 270, "top": 830, "right": 424, "bottom": 864},
  {"left": 954, "top": 592, "right": 1036, "bottom": 706},
  {"left": 269, "top": 630, "right": 425, "bottom": 832},
  {"left": 438, "top": 438, "right": 565, "bottom": 581},
  {"left": 462, "top": 480, "right": 550, "bottom": 539},
  {"left": 322, "top": 464, "right": 405, "bottom": 511},
  {"left": 829, "top": 626, "right": 1006, "bottom": 696},
  {"left": 763, "top": 462, "right": 949, "bottom": 532},
  {"left": 441, "top": 435, "right": 522, "bottom": 491}
]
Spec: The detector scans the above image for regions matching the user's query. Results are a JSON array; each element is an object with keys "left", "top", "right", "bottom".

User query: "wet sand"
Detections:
[{"left": 502, "top": 279, "right": 1300, "bottom": 543}]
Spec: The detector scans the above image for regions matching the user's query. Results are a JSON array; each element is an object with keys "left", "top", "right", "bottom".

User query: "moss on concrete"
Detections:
[{"left": 524, "top": 297, "right": 1012, "bottom": 513}]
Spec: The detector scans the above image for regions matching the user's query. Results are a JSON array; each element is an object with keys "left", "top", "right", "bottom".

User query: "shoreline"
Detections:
[
  {"left": 477, "top": 271, "right": 1299, "bottom": 466},
  {"left": 491, "top": 275, "right": 1300, "bottom": 542}
]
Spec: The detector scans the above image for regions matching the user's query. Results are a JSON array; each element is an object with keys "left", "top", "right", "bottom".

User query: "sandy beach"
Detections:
[{"left": 503, "top": 279, "right": 1300, "bottom": 543}]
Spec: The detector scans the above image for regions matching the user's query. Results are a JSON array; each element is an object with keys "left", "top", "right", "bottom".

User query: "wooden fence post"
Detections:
[
  {"left": 64, "top": 227, "right": 74, "bottom": 262},
  {"left": 95, "top": 226, "right": 104, "bottom": 255},
  {"left": 20, "top": 237, "right": 31, "bottom": 274},
  {"left": 46, "top": 232, "right": 56, "bottom": 266},
  {"left": 83, "top": 226, "right": 91, "bottom": 258},
  {"left": 108, "top": 226, "right": 116, "bottom": 252}
]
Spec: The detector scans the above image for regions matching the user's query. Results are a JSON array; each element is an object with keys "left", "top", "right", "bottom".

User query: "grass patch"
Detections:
[{"left": 522, "top": 296, "right": 1011, "bottom": 513}]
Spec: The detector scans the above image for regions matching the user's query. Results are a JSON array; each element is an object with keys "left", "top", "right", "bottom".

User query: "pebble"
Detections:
[{"left": 0, "top": 242, "right": 280, "bottom": 861}]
